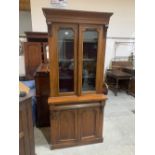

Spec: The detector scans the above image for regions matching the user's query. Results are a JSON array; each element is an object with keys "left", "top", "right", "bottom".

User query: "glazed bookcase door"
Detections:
[
  {"left": 50, "top": 24, "right": 78, "bottom": 96},
  {"left": 78, "top": 25, "right": 104, "bottom": 95}
]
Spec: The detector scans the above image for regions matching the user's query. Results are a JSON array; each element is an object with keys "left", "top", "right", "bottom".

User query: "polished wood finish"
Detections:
[
  {"left": 42, "top": 8, "right": 113, "bottom": 96},
  {"left": 43, "top": 8, "right": 113, "bottom": 149},
  {"left": 25, "top": 32, "right": 48, "bottom": 42},
  {"left": 19, "top": 93, "right": 35, "bottom": 155},
  {"left": 48, "top": 94, "right": 107, "bottom": 104}
]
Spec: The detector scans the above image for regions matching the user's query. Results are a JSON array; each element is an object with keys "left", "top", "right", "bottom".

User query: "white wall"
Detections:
[
  {"left": 30, "top": 0, "right": 134, "bottom": 37},
  {"left": 29, "top": 0, "right": 135, "bottom": 70}
]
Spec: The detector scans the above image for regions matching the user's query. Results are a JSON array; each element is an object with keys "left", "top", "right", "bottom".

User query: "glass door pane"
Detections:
[
  {"left": 58, "top": 28, "right": 75, "bottom": 93},
  {"left": 82, "top": 30, "right": 98, "bottom": 91}
]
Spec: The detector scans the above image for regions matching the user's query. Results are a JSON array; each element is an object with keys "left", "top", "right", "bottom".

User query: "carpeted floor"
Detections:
[{"left": 34, "top": 90, "right": 135, "bottom": 155}]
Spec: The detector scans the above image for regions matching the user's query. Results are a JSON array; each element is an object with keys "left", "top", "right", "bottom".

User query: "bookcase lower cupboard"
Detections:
[
  {"left": 42, "top": 8, "right": 113, "bottom": 149},
  {"left": 48, "top": 96, "right": 106, "bottom": 149}
]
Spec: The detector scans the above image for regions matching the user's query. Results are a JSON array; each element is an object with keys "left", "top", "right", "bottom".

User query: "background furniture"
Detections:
[
  {"left": 111, "top": 61, "right": 133, "bottom": 70},
  {"left": 106, "top": 70, "right": 132, "bottom": 96},
  {"left": 122, "top": 67, "right": 135, "bottom": 96},
  {"left": 19, "top": 93, "right": 35, "bottom": 155},
  {"left": 23, "top": 32, "right": 48, "bottom": 80},
  {"left": 43, "top": 8, "right": 113, "bottom": 149},
  {"left": 34, "top": 64, "right": 50, "bottom": 127},
  {"left": 106, "top": 60, "right": 135, "bottom": 96}
]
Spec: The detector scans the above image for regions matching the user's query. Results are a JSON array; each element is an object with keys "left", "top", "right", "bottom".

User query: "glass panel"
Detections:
[
  {"left": 58, "top": 28, "right": 74, "bottom": 92},
  {"left": 82, "top": 30, "right": 98, "bottom": 91}
]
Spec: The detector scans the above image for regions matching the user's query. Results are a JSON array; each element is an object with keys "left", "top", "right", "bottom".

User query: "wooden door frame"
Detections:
[
  {"left": 49, "top": 23, "right": 78, "bottom": 97},
  {"left": 78, "top": 24, "right": 105, "bottom": 95}
]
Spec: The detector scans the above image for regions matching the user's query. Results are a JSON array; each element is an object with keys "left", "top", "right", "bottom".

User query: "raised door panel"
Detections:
[
  {"left": 78, "top": 107, "right": 100, "bottom": 141},
  {"left": 24, "top": 42, "right": 42, "bottom": 79},
  {"left": 50, "top": 109, "right": 78, "bottom": 144}
]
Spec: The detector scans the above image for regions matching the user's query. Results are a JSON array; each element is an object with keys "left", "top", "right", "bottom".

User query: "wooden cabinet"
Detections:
[
  {"left": 43, "top": 8, "right": 113, "bottom": 149},
  {"left": 49, "top": 102, "right": 104, "bottom": 149},
  {"left": 19, "top": 93, "right": 35, "bottom": 155},
  {"left": 34, "top": 63, "right": 108, "bottom": 127},
  {"left": 23, "top": 32, "right": 48, "bottom": 80},
  {"left": 34, "top": 64, "right": 50, "bottom": 127}
]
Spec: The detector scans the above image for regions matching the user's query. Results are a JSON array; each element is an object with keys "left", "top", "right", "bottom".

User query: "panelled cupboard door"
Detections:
[
  {"left": 49, "top": 24, "right": 78, "bottom": 96},
  {"left": 23, "top": 42, "right": 42, "bottom": 79},
  {"left": 50, "top": 109, "right": 78, "bottom": 145},
  {"left": 78, "top": 25, "right": 105, "bottom": 95},
  {"left": 78, "top": 107, "right": 100, "bottom": 141},
  {"left": 50, "top": 105, "right": 102, "bottom": 148}
]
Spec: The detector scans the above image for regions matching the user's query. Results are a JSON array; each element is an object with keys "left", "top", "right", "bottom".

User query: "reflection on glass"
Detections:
[
  {"left": 82, "top": 30, "right": 98, "bottom": 91},
  {"left": 58, "top": 28, "right": 74, "bottom": 92},
  {"left": 45, "top": 45, "right": 49, "bottom": 60}
]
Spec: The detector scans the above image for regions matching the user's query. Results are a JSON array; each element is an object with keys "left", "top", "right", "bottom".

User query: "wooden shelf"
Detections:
[{"left": 48, "top": 94, "right": 107, "bottom": 104}]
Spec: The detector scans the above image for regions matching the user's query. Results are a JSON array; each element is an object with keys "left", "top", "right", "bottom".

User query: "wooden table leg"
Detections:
[{"left": 115, "top": 79, "right": 119, "bottom": 96}]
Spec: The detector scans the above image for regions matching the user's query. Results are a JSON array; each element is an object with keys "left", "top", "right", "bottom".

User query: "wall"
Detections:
[
  {"left": 30, "top": 0, "right": 134, "bottom": 37},
  {"left": 19, "top": 11, "right": 32, "bottom": 35},
  {"left": 29, "top": 0, "right": 135, "bottom": 70},
  {"left": 19, "top": 11, "right": 32, "bottom": 76}
]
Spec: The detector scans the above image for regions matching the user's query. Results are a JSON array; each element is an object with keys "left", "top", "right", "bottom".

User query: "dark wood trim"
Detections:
[{"left": 25, "top": 31, "right": 48, "bottom": 39}]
